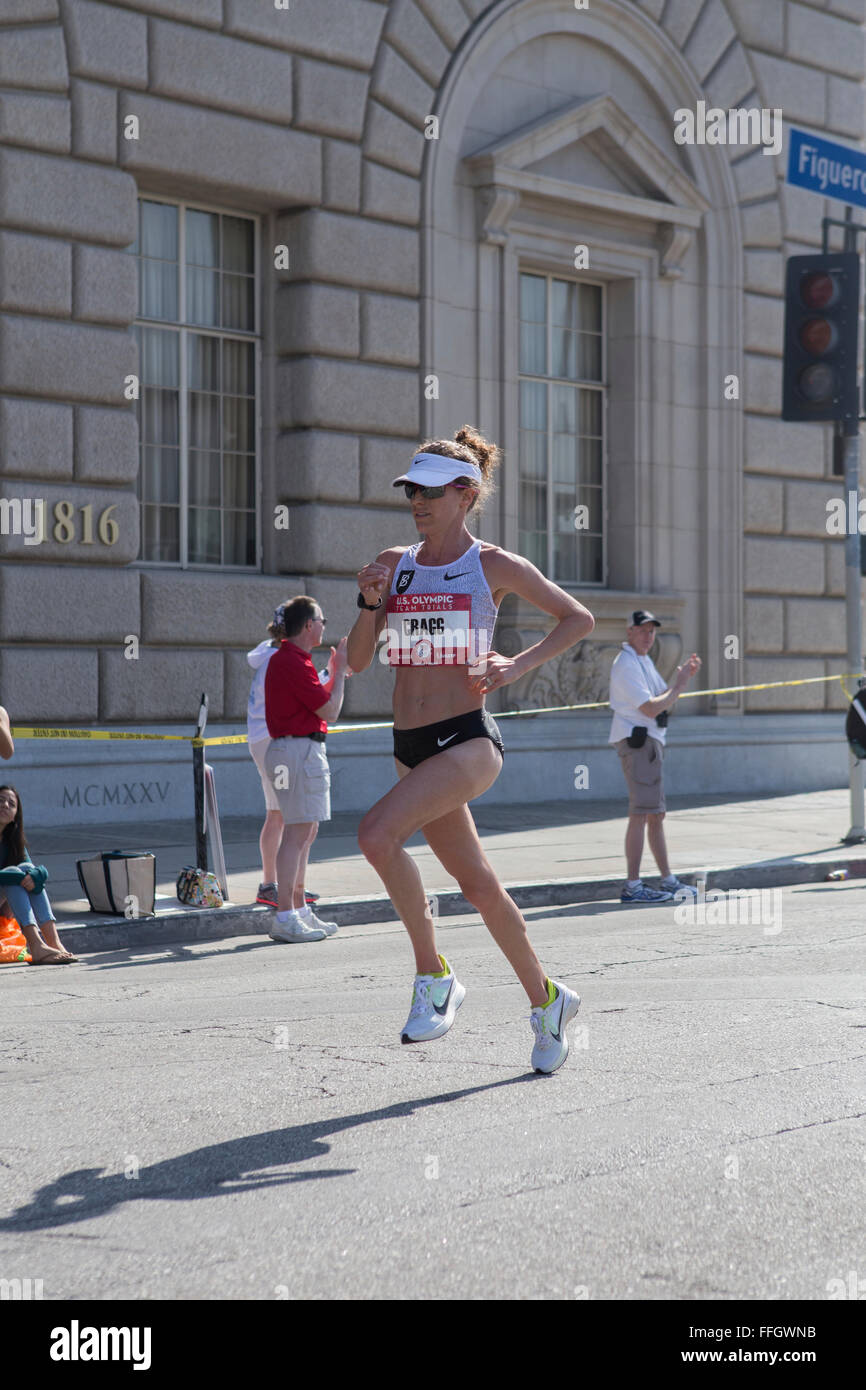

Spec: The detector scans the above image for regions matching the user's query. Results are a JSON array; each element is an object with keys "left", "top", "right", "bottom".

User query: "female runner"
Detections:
[{"left": 347, "top": 426, "right": 595, "bottom": 1073}]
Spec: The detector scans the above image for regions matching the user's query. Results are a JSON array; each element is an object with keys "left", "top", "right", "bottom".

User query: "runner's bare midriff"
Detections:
[{"left": 392, "top": 663, "right": 484, "bottom": 730}]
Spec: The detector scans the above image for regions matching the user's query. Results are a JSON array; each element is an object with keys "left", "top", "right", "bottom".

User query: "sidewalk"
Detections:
[{"left": 16, "top": 786, "right": 866, "bottom": 953}]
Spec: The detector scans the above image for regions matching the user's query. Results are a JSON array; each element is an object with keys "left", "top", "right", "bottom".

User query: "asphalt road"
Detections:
[{"left": 1, "top": 882, "right": 864, "bottom": 1301}]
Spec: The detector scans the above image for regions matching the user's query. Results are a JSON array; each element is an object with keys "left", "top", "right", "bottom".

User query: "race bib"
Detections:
[{"left": 385, "top": 593, "right": 473, "bottom": 666}]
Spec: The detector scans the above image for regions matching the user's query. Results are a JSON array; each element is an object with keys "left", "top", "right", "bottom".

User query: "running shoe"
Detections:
[
  {"left": 530, "top": 979, "right": 581, "bottom": 1074},
  {"left": 304, "top": 891, "right": 319, "bottom": 904},
  {"left": 299, "top": 904, "right": 338, "bottom": 937},
  {"left": 269, "top": 911, "right": 326, "bottom": 943},
  {"left": 257, "top": 881, "right": 278, "bottom": 906},
  {"left": 661, "top": 876, "right": 698, "bottom": 898},
  {"left": 620, "top": 881, "right": 673, "bottom": 903},
  {"left": 400, "top": 955, "right": 465, "bottom": 1043}
]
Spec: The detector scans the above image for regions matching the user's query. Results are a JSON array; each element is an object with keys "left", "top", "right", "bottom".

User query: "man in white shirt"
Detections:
[{"left": 608, "top": 610, "right": 701, "bottom": 903}]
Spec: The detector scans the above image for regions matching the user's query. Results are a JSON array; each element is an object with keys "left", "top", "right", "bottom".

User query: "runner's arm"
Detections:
[
  {"left": 346, "top": 548, "right": 404, "bottom": 673},
  {"left": 477, "top": 551, "right": 594, "bottom": 685}
]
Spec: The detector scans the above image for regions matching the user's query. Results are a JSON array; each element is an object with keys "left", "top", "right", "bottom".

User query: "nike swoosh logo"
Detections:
[
  {"left": 433, "top": 980, "right": 453, "bottom": 1015},
  {"left": 443, "top": 571, "right": 470, "bottom": 580},
  {"left": 547, "top": 992, "right": 563, "bottom": 1040},
  {"left": 437, "top": 733, "right": 458, "bottom": 746}
]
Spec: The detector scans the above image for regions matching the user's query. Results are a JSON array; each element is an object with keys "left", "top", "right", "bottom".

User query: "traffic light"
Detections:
[{"left": 782, "top": 252, "right": 860, "bottom": 424}]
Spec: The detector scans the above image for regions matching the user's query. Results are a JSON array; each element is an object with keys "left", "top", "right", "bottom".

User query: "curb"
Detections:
[{"left": 55, "top": 854, "right": 865, "bottom": 954}]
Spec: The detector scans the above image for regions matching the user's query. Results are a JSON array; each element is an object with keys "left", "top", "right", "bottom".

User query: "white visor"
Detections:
[{"left": 392, "top": 451, "right": 482, "bottom": 488}]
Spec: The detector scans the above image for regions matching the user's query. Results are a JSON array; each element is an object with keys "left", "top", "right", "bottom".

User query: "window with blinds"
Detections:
[
  {"left": 518, "top": 271, "right": 605, "bottom": 585},
  {"left": 130, "top": 198, "right": 259, "bottom": 568}
]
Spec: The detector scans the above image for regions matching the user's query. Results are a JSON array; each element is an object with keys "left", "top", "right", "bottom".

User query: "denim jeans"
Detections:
[{"left": 1, "top": 883, "right": 54, "bottom": 928}]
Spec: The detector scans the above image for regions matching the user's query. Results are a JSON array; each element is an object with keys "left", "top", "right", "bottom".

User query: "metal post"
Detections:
[
  {"left": 193, "top": 693, "right": 209, "bottom": 870},
  {"left": 842, "top": 430, "right": 866, "bottom": 841},
  {"left": 842, "top": 208, "right": 866, "bottom": 841}
]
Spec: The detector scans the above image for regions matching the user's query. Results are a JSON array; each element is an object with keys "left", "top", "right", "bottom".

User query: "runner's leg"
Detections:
[
  {"left": 357, "top": 739, "right": 502, "bottom": 977},
  {"left": 421, "top": 804, "right": 547, "bottom": 1007}
]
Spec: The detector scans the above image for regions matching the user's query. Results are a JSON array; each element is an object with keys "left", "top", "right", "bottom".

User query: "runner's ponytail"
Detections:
[{"left": 415, "top": 425, "right": 500, "bottom": 511}]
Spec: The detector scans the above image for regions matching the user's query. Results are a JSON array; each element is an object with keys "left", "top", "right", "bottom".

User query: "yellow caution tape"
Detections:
[
  {"left": 11, "top": 672, "right": 863, "bottom": 744},
  {"left": 11, "top": 725, "right": 189, "bottom": 742},
  {"left": 496, "top": 672, "right": 863, "bottom": 717},
  {"left": 192, "top": 735, "right": 249, "bottom": 747}
]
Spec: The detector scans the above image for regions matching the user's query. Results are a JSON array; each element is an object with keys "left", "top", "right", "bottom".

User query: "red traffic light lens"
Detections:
[
  {"left": 799, "top": 317, "right": 837, "bottom": 355},
  {"left": 798, "top": 362, "right": 836, "bottom": 403},
  {"left": 800, "top": 272, "right": 839, "bottom": 310}
]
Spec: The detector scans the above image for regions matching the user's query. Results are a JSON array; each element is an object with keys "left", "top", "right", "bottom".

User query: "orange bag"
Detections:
[{"left": 0, "top": 914, "right": 31, "bottom": 964}]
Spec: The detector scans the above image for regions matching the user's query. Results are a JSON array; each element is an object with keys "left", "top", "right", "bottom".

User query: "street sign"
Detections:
[{"left": 787, "top": 126, "right": 866, "bottom": 210}]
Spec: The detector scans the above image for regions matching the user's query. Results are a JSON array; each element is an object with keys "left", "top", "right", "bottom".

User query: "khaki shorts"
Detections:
[
  {"left": 264, "top": 736, "right": 331, "bottom": 824},
  {"left": 615, "top": 736, "right": 665, "bottom": 815},
  {"left": 249, "top": 737, "right": 280, "bottom": 812}
]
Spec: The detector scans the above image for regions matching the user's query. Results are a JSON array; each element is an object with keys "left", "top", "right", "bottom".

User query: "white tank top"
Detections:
[{"left": 386, "top": 538, "right": 498, "bottom": 667}]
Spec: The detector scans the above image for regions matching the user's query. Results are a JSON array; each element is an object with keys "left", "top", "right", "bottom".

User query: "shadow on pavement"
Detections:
[
  {"left": 1, "top": 1075, "right": 538, "bottom": 1231},
  {"left": 82, "top": 939, "right": 279, "bottom": 970},
  {"left": 521, "top": 901, "right": 665, "bottom": 922}
]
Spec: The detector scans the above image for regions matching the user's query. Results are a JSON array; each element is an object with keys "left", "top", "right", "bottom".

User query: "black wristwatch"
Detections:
[{"left": 357, "top": 592, "right": 383, "bottom": 611}]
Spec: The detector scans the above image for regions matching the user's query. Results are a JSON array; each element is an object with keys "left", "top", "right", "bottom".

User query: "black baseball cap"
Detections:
[{"left": 631, "top": 610, "right": 661, "bottom": 627}]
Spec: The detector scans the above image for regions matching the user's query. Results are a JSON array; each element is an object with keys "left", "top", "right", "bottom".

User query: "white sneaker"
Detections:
[
  {"left": 400, "top": 954, "right": 465, "bottom": 1043},
  {"left": 269, "top": 910, "right": 326, "bottom": 943},
  {"left": 299, "top": 904, "right": 338, "bottom": 936},
  {"left": 530, "top": 979, "right": 581, "bottom": 1074}
]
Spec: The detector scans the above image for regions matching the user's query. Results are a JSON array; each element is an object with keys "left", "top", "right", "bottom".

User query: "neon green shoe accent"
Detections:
[
  {"left": 544, "top": 977, "right": 557, "bottom": 1007},
  {"left": 432, "top": 954, "right": 449, "bottom": 979}
]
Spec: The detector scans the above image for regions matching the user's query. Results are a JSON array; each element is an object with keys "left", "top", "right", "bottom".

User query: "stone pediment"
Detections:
[{"left": 463, "top": 95, "right": 710, "bottom": 276}]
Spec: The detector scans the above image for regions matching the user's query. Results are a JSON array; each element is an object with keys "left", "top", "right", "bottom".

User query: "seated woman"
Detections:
[{"left": 0, "top": 785, "right": 76, "bottom": 964}]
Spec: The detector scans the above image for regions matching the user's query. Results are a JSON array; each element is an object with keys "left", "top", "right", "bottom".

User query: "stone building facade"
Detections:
[{"left": 1, "top": 0, "right": 865, "bottom": 822}]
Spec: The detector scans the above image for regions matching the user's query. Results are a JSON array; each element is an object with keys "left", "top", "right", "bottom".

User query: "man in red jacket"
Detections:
[{"left": 264, "top": 596, "right": 349, "bottom": 943}]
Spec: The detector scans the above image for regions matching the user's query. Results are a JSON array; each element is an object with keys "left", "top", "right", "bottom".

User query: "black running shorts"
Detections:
[{"left": 393, "top": 707, "right": 504, "bottom": 770}]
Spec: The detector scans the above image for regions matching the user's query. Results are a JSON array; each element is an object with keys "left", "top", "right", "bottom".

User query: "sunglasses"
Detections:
[
  {"left": 311, "top": 615, "right": 326, "bottom": 627},
  {"left": 403, "top": 482, "right": 472, "bottom": 500}
]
